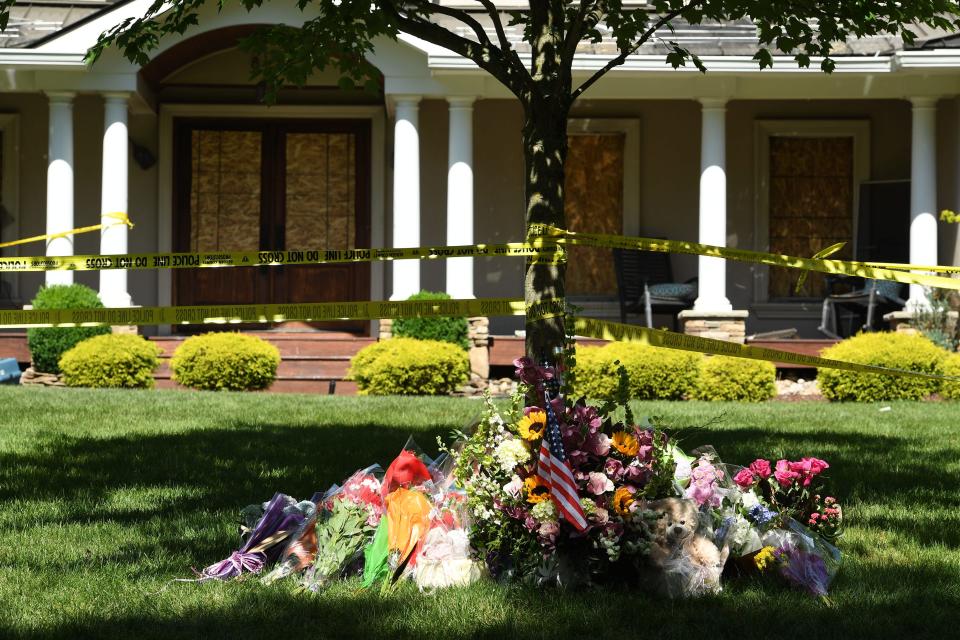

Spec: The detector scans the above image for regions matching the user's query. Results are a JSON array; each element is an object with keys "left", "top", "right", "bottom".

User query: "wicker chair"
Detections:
[
  {"left": 818, "top": 277, "right": 907, "bottom": 339},
  {"left": 613, "top": 248, "right": 697, "bottom": 328}
]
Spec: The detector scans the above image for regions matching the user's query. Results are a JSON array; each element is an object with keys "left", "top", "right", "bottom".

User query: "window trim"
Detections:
[{"left": 753, "top": 119, "right": 870, "bottom": 305}]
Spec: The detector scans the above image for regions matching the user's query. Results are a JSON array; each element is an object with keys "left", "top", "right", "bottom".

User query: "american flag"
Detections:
[{"left": 538, "top": 386, "right": 588, "bottom": 532}]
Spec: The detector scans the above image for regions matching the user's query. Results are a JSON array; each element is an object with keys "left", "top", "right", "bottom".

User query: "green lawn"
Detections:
[{"left": 1, "top": 387, "right": 959, "bottom": 639}]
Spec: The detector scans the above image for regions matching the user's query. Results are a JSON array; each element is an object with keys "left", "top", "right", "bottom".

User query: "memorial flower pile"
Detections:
[{"left": 187, "top": 357, "right": 844, "bottom": 600}]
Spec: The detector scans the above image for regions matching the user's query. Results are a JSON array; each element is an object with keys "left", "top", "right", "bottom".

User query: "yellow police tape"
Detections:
[
  {"left": 533, "top": 225, "right": 960, "bottom": 291},
  {"left": 0, "top": 240, "right": 564, "bottom": 272},
  {"left": 0, "top": 297, "right": 563, "bottom": 329},
  {"left": 572, "top": 317, "right": 955, "bottom": 382},
  {"left": 0, "top": 212, "right": 132, "bottom": 250},
  {"left": 0, "top": 294, "right": 951, "bottom": 382}
]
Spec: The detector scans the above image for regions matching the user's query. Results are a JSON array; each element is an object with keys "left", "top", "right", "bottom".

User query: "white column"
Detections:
[
  {"left": 391, "top": 96, "right": 421, "bottom": 300},
  {"left": 908, "top": 97, "right": 939, "bottom": 309},
  {"left": 99, "top": 93, "right": 132, "bottom": 307},
  {"left": 45, "top": 92, "right": 75, "bottom": 286},
  {"left": 694, "top": 98, "right": 732, "bottom": 311},
  {"left": 446, "top": 97, "right": 475, "bottom": 298}
]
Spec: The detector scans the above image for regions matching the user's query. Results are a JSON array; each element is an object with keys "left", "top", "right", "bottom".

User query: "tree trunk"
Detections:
[{"left": 523, "top": 96, "right": 570, "bottom": 360}]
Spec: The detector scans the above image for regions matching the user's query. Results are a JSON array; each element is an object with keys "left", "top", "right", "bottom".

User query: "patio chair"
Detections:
[
  {"left": 613, "top": 248, "right": 697, "bottom": 329},
  {"left": 817, "top": 277, "right": 907, "bottom": 339}
]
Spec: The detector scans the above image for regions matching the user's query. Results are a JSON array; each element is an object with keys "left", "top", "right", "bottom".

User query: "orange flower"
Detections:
[
  {"left": 517, "top": 411, "right": 547, "bottom": 441},
  {"left": 524, "top": 476, "right": 551, "bottom": 504},
  {"left": 612, "top": 486, "right": 636, "bottom": 517},
  {"left": 611, "top": 431, "right": 639, "bottom": 457}
]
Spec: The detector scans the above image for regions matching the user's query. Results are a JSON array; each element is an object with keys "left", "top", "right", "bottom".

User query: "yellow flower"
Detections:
[
  {"left": 754, "top": 546, "right": 777, "bottom": 572},
  {"left": 524, "top": 476, "right": 551, "bottom": 504},
  {"left": 612, "top": 486, "right": 636, "bottom": 517},
  {"left": 517, "top": 411, "right": 547, "bottom": 441},
  {"left": 611, "top": 431, "right": 639, "bottom": 457}
]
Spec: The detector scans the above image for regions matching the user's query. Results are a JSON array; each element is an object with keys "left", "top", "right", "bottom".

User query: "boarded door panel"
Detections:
[
  {"left": 180, "top": 128, "right": 263, "bottom": 306},
  {"left": 564, "top": 133, "right": 624, "bottom": 295},
  {"left": 768, "top": 136, "right": 854, "bottom": 299},
  {"left": 279, "top": 130, "right": 364, "bottom": 311}
]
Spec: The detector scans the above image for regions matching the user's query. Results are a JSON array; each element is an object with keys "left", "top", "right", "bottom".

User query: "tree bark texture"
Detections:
[{"left": 523, "top": 96, "right": 569, "bottom": 360}]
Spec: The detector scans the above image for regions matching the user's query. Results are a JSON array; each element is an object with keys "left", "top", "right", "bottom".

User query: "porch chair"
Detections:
[
  {"left": 613, "top": 248, "right": 697, "bottom": 329},
  {"left": 817, "top": 277, "right": 907, "bottom": 339}
]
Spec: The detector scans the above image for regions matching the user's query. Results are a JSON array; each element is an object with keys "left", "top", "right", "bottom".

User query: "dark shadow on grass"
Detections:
[
  {"left": 6, "top": 564, "right": 960, "bottom": 640},
  {"left": 3, "top": 419, "right": 960, "bottom": 638}
]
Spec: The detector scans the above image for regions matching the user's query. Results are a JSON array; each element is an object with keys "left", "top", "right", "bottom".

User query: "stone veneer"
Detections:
[
  {"left": 377, "top": 316, "right": 490, "bottom": 379},
  {"left": 677, "top": 310, "right": 749, "bottom": 344},
  {"left": 883, "top": 309, "right": 959, "bottom": 335}
]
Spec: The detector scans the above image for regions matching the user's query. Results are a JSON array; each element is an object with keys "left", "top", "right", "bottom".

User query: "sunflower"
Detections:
[
  {"left": 524, "top": 476, "right": 551, "bottom": 504},
  {"left": 517, "top": 411, "right": 547, "bottom": 441},
  {"left": 611, "top": 486, "right": 636, "bottom": 517},
  {"left": 611, "top": 431, "right": 639, "bottom": 457}
]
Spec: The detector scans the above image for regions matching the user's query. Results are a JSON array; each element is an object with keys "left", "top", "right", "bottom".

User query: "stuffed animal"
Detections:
[{"left": 644, "top": 497, "right": 729, "bottom": 597}]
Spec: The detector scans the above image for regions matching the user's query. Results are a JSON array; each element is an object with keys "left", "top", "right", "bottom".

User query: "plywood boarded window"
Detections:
[
  {"left": 564, "top": 133, "right": 624, "bottom": 295},
  {"left": 285, "top": 132, "right": 356, "bottom": 250},
  {"left": 768, "top": 136, "right": 854, "bottom": 299},
  {"left": 190, "top": 130, "right": 262, "bottom": 252}
]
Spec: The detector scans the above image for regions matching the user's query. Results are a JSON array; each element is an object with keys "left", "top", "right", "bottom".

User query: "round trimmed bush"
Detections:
[
  {"left": 59, "top": 334, "right": 162, "bottom": 389},
  {"left": 573, "top": 343, "right": 702, "bottom": 401},
  {"left": 818, "top": 332, "right": 947, "bottom": 402},
  {"left": 693, "top": 356, "right": 776, "bottom": 402},
  {"left": 349, "top": 337, "right": 469, "bottom": 395},
  {"left": 171, "top": 333, "right": 280, "bottom": 391},
  {"left": 939, "top": 353, "right": 960, "bottom": 400},
  {"left": 391, "top": 291, "right": 470, "bottom": 350},
  {"left": 27, "top": 284, "right": 112, "bottom": 374}
]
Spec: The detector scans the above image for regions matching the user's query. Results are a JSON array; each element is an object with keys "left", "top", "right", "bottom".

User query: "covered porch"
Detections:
[{"left": 0, "top": 1, "right": 958, "bottom": 366}]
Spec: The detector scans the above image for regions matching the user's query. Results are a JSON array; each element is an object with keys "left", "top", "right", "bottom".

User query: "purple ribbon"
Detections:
[{"left": 197, "top": 551, "right": 266, "bottom": 581}]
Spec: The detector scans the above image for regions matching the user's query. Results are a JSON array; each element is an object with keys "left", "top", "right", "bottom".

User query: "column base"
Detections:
[
  {"left": 467, "top": 316, "right": 490, "bottom": 379},
  {"left": 883, "top": 309, "right": 958, "bottom": 335},
  {"left": 678, "top": 309, "right": 749, "bottom": 344}
]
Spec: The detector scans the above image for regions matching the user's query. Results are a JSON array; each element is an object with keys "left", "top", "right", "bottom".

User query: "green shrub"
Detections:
[
  {"left": 27, "top": 284, "right": 112, "bottom": 374},
  {"left": 59, "top": 334, "right": 162, "bottom": 389},
  {"left": 349, "top": 337, "right": 469, "bottom": 395},
  {"left": 939, "top": 353, "right": 960, "bottom": 400},
  {"left": 693, "top": 356, "right": 776, "bottom": 402},
  {"left": 171, "top": 333, "right": 280, "bottom": 391},
  {"left": 391, "top": 291, "right": 470, "bottom": 350},
  {"left": 818, "top": 332, "right": 947, "bottom": 402},
  {"left": 573, "top": 343, "right": 702, "bottom": 401}
]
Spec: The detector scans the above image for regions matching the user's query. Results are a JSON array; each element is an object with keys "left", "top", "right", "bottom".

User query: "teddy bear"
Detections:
[{"left": 642, "top": 497, "right": 729, "bottom": 597}]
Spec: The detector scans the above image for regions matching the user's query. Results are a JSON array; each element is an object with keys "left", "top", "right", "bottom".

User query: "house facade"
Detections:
[{"left": 1, "top": 1, "right": 959, "bottom": 339}]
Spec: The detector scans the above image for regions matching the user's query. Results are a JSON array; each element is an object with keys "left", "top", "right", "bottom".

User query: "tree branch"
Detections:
[
  {"left": 562, "top": 1, "right": 600, "bottom": 66},
  {"left": 409, "top": 0, "right": 491, "bottom": 48},
  {"left": 476, "top": 0, "right": 511, "bottom": 54},
  {"left": 570, "top": 1, "right": 704, "bottom": 102},
  {"left": 381, "top": 0, "right": 528, "bottom": 98}
]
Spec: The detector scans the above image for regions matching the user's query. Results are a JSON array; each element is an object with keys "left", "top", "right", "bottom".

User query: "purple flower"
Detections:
[
  {"left": 583, "top": 432, "right": 611, "bottom": 457},
  {"left": 514, "top": 357, "right": 554, "bottom": 386},
  {"left": 604, "top": 458, "right": 625, "bottom": 481}
]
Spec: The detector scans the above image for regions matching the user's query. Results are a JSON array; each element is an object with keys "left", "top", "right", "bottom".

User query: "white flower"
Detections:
[
  {"left": 740, "top": 490, "right": 760, "bottom": 509},
  {"left": 415, "top": 527, "right": 482, "bottom": 590},
  {"left": 531, "top": 499, "right": 558, "bottom": 523},
  {"left": 502, "top": 474, "right": 524, "bottom": 498},
  {"left": 493, "top": 438, "right": 530, "bottom": 474}
]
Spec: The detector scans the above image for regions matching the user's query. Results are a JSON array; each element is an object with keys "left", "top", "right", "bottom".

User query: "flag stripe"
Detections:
[{"left": 535, "top": 385, "right": 588, "bottom": 533}]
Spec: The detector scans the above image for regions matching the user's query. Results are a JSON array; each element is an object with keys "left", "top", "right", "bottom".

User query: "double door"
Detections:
[{"left": 173, "top": 118, "right": 371, "bottom": 331}]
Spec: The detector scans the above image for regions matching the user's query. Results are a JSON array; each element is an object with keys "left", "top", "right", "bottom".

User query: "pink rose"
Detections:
[
  {"left": 538, "top": 521, "right": 559, "bottom": 543},
  {"left": 593, "top": 506, "right": 610, "bottom": 525},
  {"left": 583, "top": 432, "right": 611, "bottom": 457},
  {"left": 733, "top": 468, "right": 756, "bottom": 488},
  {"left": 586, "top": 471, "right": 614, "bottom": 495},
  {"left": 774, "top": 459, "right": 799, "bottom": 488},
  {"left": 748, "top": 459, "right": 772, "bottom": 479}
]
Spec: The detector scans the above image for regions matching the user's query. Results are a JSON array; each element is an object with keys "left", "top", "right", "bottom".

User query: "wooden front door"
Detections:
[{"left": 173, "top": 119, "right": 371, "bottom": 331}]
